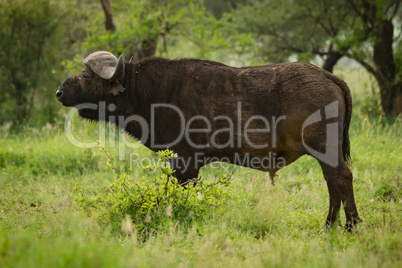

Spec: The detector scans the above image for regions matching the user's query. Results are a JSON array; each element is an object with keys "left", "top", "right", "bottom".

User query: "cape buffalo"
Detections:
[{"left": 57, "top": 51, "right": 361, "bottom": 228}]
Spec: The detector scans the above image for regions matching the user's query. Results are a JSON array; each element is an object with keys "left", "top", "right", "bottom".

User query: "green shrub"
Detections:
[{"left": 74, "top": 147, "right": 233, "bottom": 238}]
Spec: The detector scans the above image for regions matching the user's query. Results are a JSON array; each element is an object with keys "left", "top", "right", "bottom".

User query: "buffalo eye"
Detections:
[{"left": 82, "top": 74, "right": 90, "bottom": 80}]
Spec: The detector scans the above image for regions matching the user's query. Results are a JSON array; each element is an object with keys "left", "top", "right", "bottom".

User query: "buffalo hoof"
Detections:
[{"left": 344, "top": 217, "right": 363, "bottom": 232}]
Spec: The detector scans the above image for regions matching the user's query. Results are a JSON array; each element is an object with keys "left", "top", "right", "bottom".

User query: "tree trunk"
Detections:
[
  {"left": 373, "top": 20, "right": 396, "bottom": 115},
  {"left": 14, "top": 82, "right": 28, "bottom": 123},
  {"left": 392, "top": 84, "right": 402, "bottom": 116},
  {"left": 323, "top": 51, "right": 343, "bottom": 73},
  {"left": 100, "top": 0, "right": 116, "bottom": 32},
  {"left": 372, "top": 19, "right": 396, "bottom": 115}
]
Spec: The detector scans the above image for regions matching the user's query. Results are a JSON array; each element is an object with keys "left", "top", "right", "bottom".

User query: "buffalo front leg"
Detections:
[{"left": 319, "top": 160, "right": 361, "bottom": 229}]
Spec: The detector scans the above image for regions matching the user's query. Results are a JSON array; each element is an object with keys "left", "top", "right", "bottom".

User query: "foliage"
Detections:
[
  {"left": 232, "top": 0, "right": 354, "bottom": 66},
  {"left": 74, "top": 147, "right": 233, "bottom": 238},
  {"left": 79, "top": 0, "right": 253, "bottom": 60},
  {"left": 0, "top": 0, "right": 64, "bottom": 124},
  {"left": 205, "top": 0, "right": 248, "bottom": 19}
]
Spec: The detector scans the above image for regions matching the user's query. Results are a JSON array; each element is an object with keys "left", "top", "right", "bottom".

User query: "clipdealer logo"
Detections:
[{"left": 302, "top": 101, "right": 339, "bottom": 167}]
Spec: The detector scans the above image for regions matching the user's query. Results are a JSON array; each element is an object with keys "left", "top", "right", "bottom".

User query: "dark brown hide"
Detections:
[{"left": 57, "top": 56, "right": 361, "bottom": 228}]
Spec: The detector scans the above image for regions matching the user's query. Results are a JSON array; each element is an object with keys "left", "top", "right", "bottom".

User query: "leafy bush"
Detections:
[{"left": 74, "top": 147, "right": 233, "bottom": 238}]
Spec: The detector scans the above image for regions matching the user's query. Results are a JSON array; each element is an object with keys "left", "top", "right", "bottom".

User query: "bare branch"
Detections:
[
  {"left": 100, "top": 0, "right": 116, "bottom": 32},
  {"left": 346, "top": 51, "right": 377, "bottom": 78},
  {"left": 347, "top": 0, "right": 364, "bottom": 18},
  {"left": 389, "top": 1, "right": 401, "bottom": 20}
]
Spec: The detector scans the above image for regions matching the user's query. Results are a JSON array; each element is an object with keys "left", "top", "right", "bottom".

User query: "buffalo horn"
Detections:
[{"left": 84, "top": 51, "right": 125, "bottom": 81}]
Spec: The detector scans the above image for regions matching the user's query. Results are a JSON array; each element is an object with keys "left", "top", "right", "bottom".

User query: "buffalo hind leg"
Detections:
[
  {"left": 324, "top": 178, "right": 342, "bottom": 227},
  {"left": 319, "top": 160, "right": 361, "bottom": 230}
]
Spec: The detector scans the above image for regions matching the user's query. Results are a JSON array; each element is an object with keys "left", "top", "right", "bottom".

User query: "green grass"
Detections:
[{"left": 0, "top": 68, "right": 401, "bottom": 267}]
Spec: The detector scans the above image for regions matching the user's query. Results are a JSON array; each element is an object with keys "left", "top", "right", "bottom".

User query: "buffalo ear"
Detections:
[{"left": 109, "top": 81, "right": 125, "bottom": 96}]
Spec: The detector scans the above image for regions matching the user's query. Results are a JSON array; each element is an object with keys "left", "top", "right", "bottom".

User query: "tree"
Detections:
[
  {"left": 83, "top": 0, "right": 196, "bottom": 60},
  {"left": 233, "top": 0, "right": 355, "bottom": 72},
  {"left": 0, "top": 0, "right": 61, "bottom": 123},
  {"left": 81, "top": 0, "right": 251, "bottom": 61},
  {"left": 233, "top": 0, "right": 402, "bottom": 115},
  {"left": 345, "top": 0, "right": 401, "bottom": 115}
]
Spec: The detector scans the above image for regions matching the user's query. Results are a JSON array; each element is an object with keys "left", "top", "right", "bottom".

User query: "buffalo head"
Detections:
[{"left": 56, "top": 51, "right": 126, "bottom": 108}]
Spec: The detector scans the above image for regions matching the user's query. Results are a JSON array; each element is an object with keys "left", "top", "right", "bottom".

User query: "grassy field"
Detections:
[{"left": 0, "top": 68, "right": 401, "bottom": 267}]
